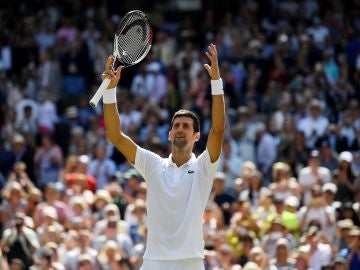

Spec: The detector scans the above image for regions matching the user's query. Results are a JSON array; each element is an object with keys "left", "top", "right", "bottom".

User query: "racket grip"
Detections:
[{"left": 89, "top": 78, "right": 111, "bottom": 108}]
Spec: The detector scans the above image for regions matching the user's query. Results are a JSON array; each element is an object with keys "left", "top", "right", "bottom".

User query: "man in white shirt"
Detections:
[
  {"left": 303, "top": 226, "right": 332, "bottom": 270},
  {"left": 298, "top": 150, "right": 331, "bottom": 204},
  {"left": 102, "top": 43, "right": 225, "bottom": 270},
  {"left": 297, "top": 99, "right": 329, "bottom": 149}
]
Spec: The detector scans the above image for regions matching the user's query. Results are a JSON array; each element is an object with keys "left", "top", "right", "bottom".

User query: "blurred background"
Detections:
[{"left": 0, "top": 0, "right": 359, "bottom": 269}]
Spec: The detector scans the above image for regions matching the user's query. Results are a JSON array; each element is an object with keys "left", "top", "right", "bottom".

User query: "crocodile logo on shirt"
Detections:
[{"left": 187, "top": 170, "right": 194, "bottom": 174}]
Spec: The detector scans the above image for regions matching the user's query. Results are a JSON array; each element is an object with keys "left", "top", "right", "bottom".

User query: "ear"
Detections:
[
  {"left": 194, "top": 132, "right": 200, "bottom": 142},
  {"left": 168, "top": 131, "right": 171, "bottom": 142}
]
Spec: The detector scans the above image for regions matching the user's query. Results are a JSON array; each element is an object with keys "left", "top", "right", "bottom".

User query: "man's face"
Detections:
[{"left": 169, "top": 117, "right": 199, "bottom": 149}]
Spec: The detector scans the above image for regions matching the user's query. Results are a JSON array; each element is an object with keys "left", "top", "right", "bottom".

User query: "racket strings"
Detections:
[{"left": 115, "top": 13, "right": 152, "bottom": 65}]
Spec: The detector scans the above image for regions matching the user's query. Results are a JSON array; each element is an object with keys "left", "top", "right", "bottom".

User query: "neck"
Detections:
[{"left": 171, "top": 148, "right": 192, "bottom": 167}]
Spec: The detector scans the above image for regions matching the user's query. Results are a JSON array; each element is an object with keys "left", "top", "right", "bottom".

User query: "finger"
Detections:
[
  {"left": 205, "top": 51, "right": 212, "bottom": 61},
  {"left": 203, "top": 64, "right": 211, "bottom": 71},
  {"left": 115, "top": 66, "right": 123, "bottom": 80},
  {"left": 209, "top": 43, "right": 217, "bottom": 57},
  {"left": 105, "top": 56, "right": 114, "bottom": 70}
]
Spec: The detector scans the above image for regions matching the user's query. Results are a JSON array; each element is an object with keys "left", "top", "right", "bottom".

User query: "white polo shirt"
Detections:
[{"left": 134, "top": 146, "right": 218, "bottom": 260}]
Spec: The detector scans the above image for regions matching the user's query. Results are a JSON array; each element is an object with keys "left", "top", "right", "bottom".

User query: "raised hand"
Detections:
[
  {"left": 101, "top": 56, "right": 124, "bottom": 89},
  {"left": 204, "top": 43, "right": 220, "bottom": 80}
]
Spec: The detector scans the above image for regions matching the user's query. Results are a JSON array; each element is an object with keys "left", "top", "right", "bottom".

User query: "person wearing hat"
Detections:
[
  {"left": 77, "top": 253, "right": 95, "bottom": 270},
  {"left": 281, "top": 195, "right": 300, "bottom": 235},
  {"left": 97, "top": 240, "right": 124, "bottom": 270},
  {"left": 10, "top": 133, "right": 36, "bottom": 183},
  {"left": 261, "top": 216, "right": 295, "bottom": 259},
  {"left": 248, "top": 246, "right": 269, "bottom": 269},
  {"left": 36, "top": 205, "right": 63, "bottom": 244},
  {"left": 65, "top": 229, "right": 97, "bottom": 270},
  {"left": 322, "top": 182, "right": 339, "bottom": 208},
  {"left": 267, "top": 238, "right": 296, "bottom": 269},
  {"left": 297, "top": 98, "right": 329, "bottom": 149},
  {"left": 92, "top": 189, "right": 113, "bottom": 220},
  {"left": 211, "top": 171, "right": 236, "bottom": 226},
  {"left": 269, "top": 162, "right": 301, "bottom": 203},
  {"left": 1, "top": 211, "right": 40, "bottom": 268},
  {"left": 121, "top": 168, "right": 143, "bottom": 200},
  {"left": 332, "top": 256, "right": 346, "bottom": 270},
  {"left": 333, "top": 151, "right": 359, "bottom": 203},
  {"left": 338, "top": 227, "right": 360, "bottom": 270},
  {"left": 294, "top": 245, "right": 312, "bottom": 270},
  {"left": 102, "top": 44, "right": 225, "bottom": 270},
  {"left": 298, "top": 185, "right": 336, "bottom": 239},
  {"left": 336, "top": 219, "right": 355, "bottom": 251},
  {"left": 301, "top": 226, "right": 332, "bottom": 270},
  {"left": 93, "top": 203, "right": 125, "bottom": 236},
  {"left": 298, "top": 149, "right": 331, "bottom": 205}
]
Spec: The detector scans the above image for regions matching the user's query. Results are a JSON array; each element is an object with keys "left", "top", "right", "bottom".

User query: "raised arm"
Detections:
[
  {"left": 203, "top": 44, "right": 226, "bottom": 162},
  {"left": 103, "top": 56, "right": 137, "bottom": 164}
]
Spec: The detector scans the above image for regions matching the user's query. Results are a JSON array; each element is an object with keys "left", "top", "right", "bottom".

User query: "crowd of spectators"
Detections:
[{"left": 0, "top": 0, "right": 359, "bottom": 269}]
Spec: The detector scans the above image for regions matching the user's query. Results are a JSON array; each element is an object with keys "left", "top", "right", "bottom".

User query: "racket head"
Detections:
[{"left": 113, "top": 10, "right": 152, "bottom": 67}]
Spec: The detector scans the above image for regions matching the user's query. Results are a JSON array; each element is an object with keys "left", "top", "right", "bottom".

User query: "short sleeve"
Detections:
[{"left": 134, "top": 146, "right": 163, "bottom": 182}]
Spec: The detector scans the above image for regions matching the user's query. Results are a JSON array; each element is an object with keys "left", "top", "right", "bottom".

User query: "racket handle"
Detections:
[{"left": 89, "top": 78, "right": 111, "bottom": 108}]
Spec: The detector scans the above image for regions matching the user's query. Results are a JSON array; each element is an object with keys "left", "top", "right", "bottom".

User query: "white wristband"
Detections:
[
  {"left": 103, "top": 88, "right": 117, "bottom": 104},
  {"left": 211, "top": 78, "right": 224, "bottom": 95}
]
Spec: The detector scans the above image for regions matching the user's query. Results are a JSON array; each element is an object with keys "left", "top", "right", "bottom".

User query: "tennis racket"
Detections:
[{"left": 89, "top": 10, "right": 152, "bottom": 108}]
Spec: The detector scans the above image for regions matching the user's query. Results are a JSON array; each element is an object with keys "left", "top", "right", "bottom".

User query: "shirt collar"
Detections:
[{"left": 168, "top": 153, "right": 196, "bottom": 168}]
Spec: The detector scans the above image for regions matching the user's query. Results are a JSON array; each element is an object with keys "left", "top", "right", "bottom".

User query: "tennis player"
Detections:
[{"left": 102, "top": 43, "right": 225, "bottom": 270}]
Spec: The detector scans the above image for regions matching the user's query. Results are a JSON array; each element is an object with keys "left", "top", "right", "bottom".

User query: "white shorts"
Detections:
[{"left": 141, "top": 258, "right": 204, "bottom": 270}]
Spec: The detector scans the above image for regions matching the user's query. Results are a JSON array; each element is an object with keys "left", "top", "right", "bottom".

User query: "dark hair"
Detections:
[
  {"left": 118, "top": 257, "right": 133, "bottom": 269},
  {"left": 170, "top": 109, "right": 200, "bottom": 133}
]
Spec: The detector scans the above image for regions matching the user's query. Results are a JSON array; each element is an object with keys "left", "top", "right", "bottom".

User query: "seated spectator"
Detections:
[
  {"left": 298, "top": 150, "right": 331, "bottom": 204},
  {"left": 0, "top": 212, "right": 40, "bottom": 268},
  {"left": 294, "top": 245, "right": 312, "bottom": 270},
  {"left": 0, "top": 181, "right": 26, "bottom": 228},
  {"left": 64, "top": 229, "right": 97, "bottom": 270},
  {"left": 248, "top": 246, "right": 268, "bottom": 269},
  {"left": 332, "top": 151, "right": 359, "bottom": 203},
  {"left": 261, "top": 216, "right": 295, "bottom": 259},
  {"left": 210, "top": 172, "right": 236, "bottom": 225},
  {"left": 97, "top": 240, "right": 124, "bottom": 270},
  {"left": 269, "top": 162, "right": 301, "bottom": 201},
  {"left": 298, "top": 185, "right": 336, "bottom": 238},
  {"left": 281, "top": 196, "right": 300, "bottom": 236},
  {"left": 338, "top": 227, "right": 360, "bottom": 270},
  {"left": 34, "top": 183, "right": 68, "bottom": 228},
  {"left": 300, "top": 226, "right": 332, "bottom": 270},
  {"left": 267, "top": 238, "right": 296, "bottom": 269}
]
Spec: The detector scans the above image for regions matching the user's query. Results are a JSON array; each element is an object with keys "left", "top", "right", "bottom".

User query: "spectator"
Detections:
[
  {"left": 0, "top": 212, "right": 40, "bottom": 268},
  {"left": 301, "top": 226, "right": 332, "bottom": 270},
  {"left": 298, "top": 185, "right": 336, "bottom": 238},
  {"left": 0, "top": 1, "right": 359, "bottom": 269},
  {"left": 298, "top": 150, "right": 331, "bottom": 204},
  {"left": 332, "top": 151, "right": 359, "bottom": 203},
  {"left": 87, "top": 143, "right": 116, "bottom": 189},
  {"left": 34, "top": 134, "right": 63, "bottom": 188},
  {"left": 254, "top": 122, "right": 277, "bottom": 183},
  {"left": 267, "top": 237, "right": 296, "bottom": 269},
  {"left": 210, "top": 172, "right": 236, "bottom": 226},
  {"left": 297, "top": 99, "right": 329, "bottom": 149},
  {"left": 217, "top": 139, "right": 243, "bottom": 191}
]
